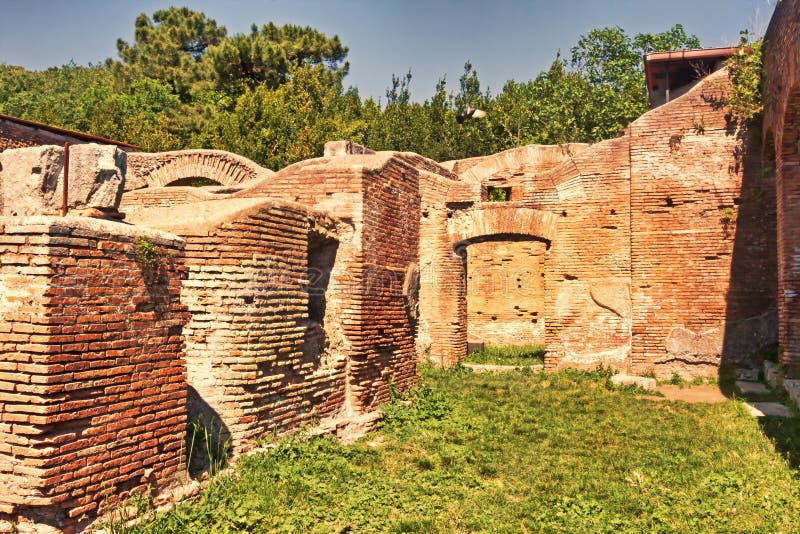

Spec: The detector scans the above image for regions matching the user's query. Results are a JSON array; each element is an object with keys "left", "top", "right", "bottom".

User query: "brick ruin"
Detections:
[
  {"left": 3, "top": 3, "right": 800, "bottom": 528},
  {"left": 762, "top": 0, "right": 800, "bottom": 379}
]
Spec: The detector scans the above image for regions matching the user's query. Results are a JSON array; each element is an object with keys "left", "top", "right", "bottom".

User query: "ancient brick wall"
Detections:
[
  {"left": 417, "top": 171, "right": 465, "bottom": 366},
  {"left": 0, "top": 115, "right": 134, "bottom": 153},
  {"left": 120, "top": 186, "right": 223, "bottom": 211},
  {"left": 125, "top": 198, "right": 347, "bottom": 451},
  {"left": 629, "top": 68, "right": 776, "bottom": 377},
  {"left": 0, "top": 217, "right": 186, "bottom": 532},
  {"left": 535, "top": 136, "right": 633, "bottom": 371},
  {"left": 443, "top": 68, "right": 774, "bottom": 377},
  {"left": 763, "top": 0, "right": 800, "bottom": 376},
  {"left": 351, "top": 156, "right": 421, "bottom": 409},
  {"left": 466, "top": 240, "right": 546, "bottom": 346},
  {"left": 236, "top": 152, "right": 436, "bottom": 407}
]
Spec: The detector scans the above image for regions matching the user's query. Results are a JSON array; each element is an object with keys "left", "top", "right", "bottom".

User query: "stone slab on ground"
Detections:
[
  {"left": 463, "top": 363, "right": 544, "bottom": 373},
  {"left": 743, "top": 402, "right": 793, "bottom": 418},
  {"left": 611, "top": 374, "right": 657, "bottom": 391},
  {"left": 736, "top": 380, "right": 770, "bottom": 395},
  {"left": 650, "top": 385, "right": 728, "bottom": 404}
]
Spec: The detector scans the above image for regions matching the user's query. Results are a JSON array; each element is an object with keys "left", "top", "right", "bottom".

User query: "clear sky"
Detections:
[{"left": 0, "top": 0, "right": 775, "bottom": 101}]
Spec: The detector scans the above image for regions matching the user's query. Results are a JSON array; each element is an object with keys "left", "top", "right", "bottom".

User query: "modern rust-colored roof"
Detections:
[
  {"left": 643, "top": 46, "right": 741, "bottom": 65},
  {"left": 0, "top": 113, "right": 139, "bottom": 150},
  {"left": 644, "top": 46, "right": 740, "bottom": 107}
]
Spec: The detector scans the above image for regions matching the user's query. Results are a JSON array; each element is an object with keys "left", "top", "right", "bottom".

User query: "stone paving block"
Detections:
[
  {"left": 736, "top": 380, "right": 770, "bottom": 395},
  {"left": 744, "top": 402, "right": 793, "bottom": 418},
  {"left": 611, "top": 374, "right": 657, "bottom": 391}
]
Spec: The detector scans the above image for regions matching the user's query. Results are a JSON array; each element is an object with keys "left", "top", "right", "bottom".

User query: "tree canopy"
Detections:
[{"left": 0, "top": 7, "right": 711, "bottom": 168}]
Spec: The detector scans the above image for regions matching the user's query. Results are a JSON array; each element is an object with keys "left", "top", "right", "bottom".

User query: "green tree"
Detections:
[
  {"left": 116, "top": 7, "right": 226, "bottom": 98},
  {"left": 210, "top": 65, "right": 366, "bottom": 169},
  {"left": 491, "top": 56, "right": 593, "bottom": 148},
  {"left": 202, "top": 23, "right": 348, "bottom": 97},
  {"left": 570, "top": 24, "right": 700, "bottom": 140}
]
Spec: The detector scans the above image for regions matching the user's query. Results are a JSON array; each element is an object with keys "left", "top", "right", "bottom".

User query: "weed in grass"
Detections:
[{"left": 186, "top": 418, "right": 231, "bottom": 478}]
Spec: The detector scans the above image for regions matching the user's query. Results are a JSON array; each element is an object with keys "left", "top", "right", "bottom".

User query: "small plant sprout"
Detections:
[{"left": 134, "top": 236, "right": 163, "bottom": 285}]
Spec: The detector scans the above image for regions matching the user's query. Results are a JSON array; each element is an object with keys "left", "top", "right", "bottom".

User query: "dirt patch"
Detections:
[{"left": 642, "top": 384, "right": 729, "bottom": 404}]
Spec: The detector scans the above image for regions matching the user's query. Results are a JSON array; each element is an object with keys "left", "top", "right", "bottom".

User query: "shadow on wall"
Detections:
[
  {"left": 305, "top": 231, "right": 339, "bottom": 362},
  {"left": 720, "top": 125, "right": 778, "bottom": 373},
  {"left": 186, "top": 386, "right": 232, "bottom": 478}
]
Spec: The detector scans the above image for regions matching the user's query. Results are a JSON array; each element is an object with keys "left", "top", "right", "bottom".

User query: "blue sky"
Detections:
[{"left": 0, "top": 0, "right": 774, "bottom": 101}]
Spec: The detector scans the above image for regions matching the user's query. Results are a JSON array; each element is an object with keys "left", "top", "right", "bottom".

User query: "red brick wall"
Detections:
[
  {"left": 125, "top": 199, "right": 348, "bottom": 451},
  {"left": 763, "top": 0, "right": 800, "bottom": 376},
  {"left": 418, "top": 171, "right": 465, "bottom": 366},
  {"left": 236, "top": 152, "right": 430, "bottom": 407},
  {"left": 444, "top": 69, "right": 775, "bottom": 377},
  {"left": 541, "top": 136, "right": 632, "bottom": 371},
  {"left": 629, "top": 69, "right": 776, "bottom": 377},
  {"left": 351, "top": 157, "right": 421, "bottom": 409},
  {"left": 0, "top": 217, "right": 187, "bottom": 532},
  {"left": 466, "top": 240, "right": 546, "bottom": 346}
]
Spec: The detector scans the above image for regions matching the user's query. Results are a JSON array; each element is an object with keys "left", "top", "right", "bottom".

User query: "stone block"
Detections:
[
  {"left": 66, "top": 143, "right": 126, "bottom": 210},
  {"left": 735, "top": 380, "right": 770, "bottom": 395},
  {"left": 783, "top": 379, "right": 800, "bottom": 407},
  {"left": 743, "top": 402, "right": 793, "bottom": 418},
  {"left": 0, "top": 145, "right": 63, "bottom": 216},
  {"left": 611, "top": 374, "right": 657, "bottom": 390},
  {"left": 764, "top": 361, "right": 782, "bottom": 388},
  {"left": 323, "top": 140, "right": 375, "bottom": 157},
  {"left": 0, "top": 144, "right": 126, "bottom": 217}
]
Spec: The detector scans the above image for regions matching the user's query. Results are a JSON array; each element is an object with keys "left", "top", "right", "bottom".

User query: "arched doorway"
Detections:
[{"left": 448, "top": 205, "right": 558, "bottom": 361}]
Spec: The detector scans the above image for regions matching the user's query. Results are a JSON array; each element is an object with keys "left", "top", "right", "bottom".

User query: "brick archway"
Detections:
[
  {"left": 448, "top": 205, "right": 558, "bottom": 248},
  {"left": 125, "top": 149, "right": 274, "bottom": 189},
  {"left": 447, "top": 204, "right": 558, "bottom": 357}
]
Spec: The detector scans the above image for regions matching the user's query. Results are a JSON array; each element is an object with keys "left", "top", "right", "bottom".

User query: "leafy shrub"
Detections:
[{"left": 726, "top": 31, "right": 763, "bottom": 121}]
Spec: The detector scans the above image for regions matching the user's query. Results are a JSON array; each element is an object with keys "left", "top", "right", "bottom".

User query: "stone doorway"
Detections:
[{"left": 464, "top": 237, "right": 547, "bottom": 348}]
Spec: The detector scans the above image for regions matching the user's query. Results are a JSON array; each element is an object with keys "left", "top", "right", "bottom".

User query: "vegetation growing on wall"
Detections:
[
  {"left": 0, "top": 7, "right": 701, "bottom": 167},
  {"left": 726, "top": 31, "right": 764, "bottom": 122}
]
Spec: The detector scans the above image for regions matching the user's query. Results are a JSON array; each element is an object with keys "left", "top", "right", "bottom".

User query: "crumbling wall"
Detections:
[
  {"left": 629, "top": 68, "right": 776, "bottom": 377},
  {"left": 0, "top": 217, "right": 186, "bottom": 532},
  {"left": 763, "top": 0, "right": 800, "bottom": 377},
  {"left": 417, "top": 171, "right": 465, "bottom": 366},
  {"left": 236, "top": 151, "right": 433, "bottom": 408},
  {"left": 124, "top": 199, "right": 347, "bottom": 451}
]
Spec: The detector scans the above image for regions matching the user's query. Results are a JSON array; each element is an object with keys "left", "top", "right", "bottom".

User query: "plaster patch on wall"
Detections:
[
  {"left": 589, "top": 279, "right": 631, "bottom": 319},
  {"left": 561, "top": 343, "right": 629, "bottom": 365},
  {"left": 665, "top": 324, "right": 724, "bottom": 357}
]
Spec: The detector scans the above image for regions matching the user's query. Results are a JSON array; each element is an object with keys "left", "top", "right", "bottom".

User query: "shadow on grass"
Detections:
[{"left": 759, "top": 417, "right": 800, "bottom": 470}]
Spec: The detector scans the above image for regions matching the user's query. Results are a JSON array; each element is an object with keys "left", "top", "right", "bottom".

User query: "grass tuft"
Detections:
[{"left": 465, "top": 344, "right": 545, "bottom": 366}]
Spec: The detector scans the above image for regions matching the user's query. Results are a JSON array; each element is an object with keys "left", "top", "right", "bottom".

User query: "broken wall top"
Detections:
[{"left": 0, "top": 143, "right": 126, "bottom": 216}]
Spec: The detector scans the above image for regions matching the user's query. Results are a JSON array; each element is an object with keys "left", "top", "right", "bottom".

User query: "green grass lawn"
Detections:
[
  {"left": 118, "top": 366, "right": 800, "bottom": 533},
  {"left": 464, "top": 344, "right": 545, "bottom": 366}
]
